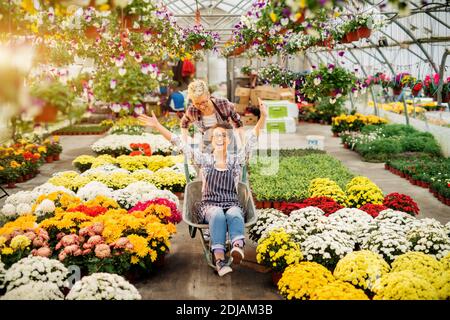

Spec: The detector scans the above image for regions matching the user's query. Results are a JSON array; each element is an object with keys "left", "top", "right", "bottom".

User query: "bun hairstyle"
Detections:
[{"left": 187, "top": 79, "right": 209, "bottom": 99}]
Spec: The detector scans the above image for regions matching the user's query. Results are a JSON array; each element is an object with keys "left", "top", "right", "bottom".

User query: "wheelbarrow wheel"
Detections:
[{"left": 189, "top": 225, "right": 197, "bottom": 238}]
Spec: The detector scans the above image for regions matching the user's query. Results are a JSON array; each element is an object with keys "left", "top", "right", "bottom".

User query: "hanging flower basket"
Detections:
[
  {"left": 123, "top": 15, "right": 137, "bottom": 30},
  {"left": 357, "top": 26, "right": 372, "bottom": 38},
  {"left": 233, "top": 46, "right": 245, "bottom": 56},
  {"left": 34, "top": 105, "right": 58, "bottom": 123},
  {"left": 346, "top": 31, "right": 359, "bottom": 42},
  {"left": 392, "top": 87, "right": 402, "bottom": 96},
  {"left": 295, "top": 10, "right": 306, "bottom": 24},
  {"left": 341, "top": 34, "right": 351, "bottom": 44}
]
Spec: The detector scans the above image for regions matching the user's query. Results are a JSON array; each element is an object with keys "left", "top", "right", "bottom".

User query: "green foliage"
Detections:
[
  {"left": 249, "top": 152, "right": 354, "bottom": 201},
  {"left": 30, "top": 80, "right": 75, "bottom": 115}
]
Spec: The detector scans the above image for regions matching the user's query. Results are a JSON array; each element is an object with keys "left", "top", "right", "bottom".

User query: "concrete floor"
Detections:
[{"left": 1, "top": 125, "right": 449, "bottom": 299}]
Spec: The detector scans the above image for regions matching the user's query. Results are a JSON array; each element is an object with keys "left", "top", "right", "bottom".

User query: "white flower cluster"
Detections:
[
  {"left": 34, "top": 199, "right": 56, "bottom": 218},
  {"left": 360, "top": 221, "right": 411, "bottom": 263},
  {"left": 445, "top": 222, "right": 450, "bottom": 238},
  {"left": 376, "top": 209, "right": 415, "bottom": 226},
  {"left": 406, "top": 218, "right": 450, "bottom": 259},
  {"left": 112, "top": 181, "right": 179, "bottom": 210},
  {"left": 1, "top": 183, "right": 75, "bottom": 219},
  {"left": 301, "top": 230, "right": 355, "bottom": 267},
  {"left": 66, "top": 273, "right": 141, "bottom": 300},
  {"left": 1, "top": 281, "right": 64, "bottom": 300},
  {"left": 4, "top": 256, "right": 68, "bottom": 292},
  {"left": 327, "top": 208, "right": 373, "bottom": 242},
  {"left": 260, "top": 219, "right": 307, "bottom": 243},
  {"left": 288, "top": 207, "right": 327, "bottom": 235},
  {"left": 80, "top": 164, "right": 129, "bottom": 176},
  {"left": 249, "top": 209, "right": 286, "bottom": 243},
  {"left": 76, "top": 181, "right": 114, "bottom": 201},
  {"left": 91, "top": 133, "right": 173, "bottom": 155}
]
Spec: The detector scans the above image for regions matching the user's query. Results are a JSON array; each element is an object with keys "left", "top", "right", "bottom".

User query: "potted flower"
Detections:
[
  {"left": 0, "top": 166, "right": 20, "bottom": 188},
  {"left": 30, "top": 79, "right": 75, "bottom": 123},
  {"left": 119, "top": 0, "right": 157, "bottom": 31},
  {"left": 183, "top": 25, "right": 219, "bottom": 51},
  {"left": 411, "top": 80, "right": 423, "bottom": 97},
  {"left": 355, "top": 14, "right": 373, "bottom": 38},
  {"left": 341, "top": 19, "right": 360, "bottom": 42},
  {"left": 93, "top": 56, "right": 162, "bottom": 115},
  {"left": 390, "top": 73, "right": 410, "bottom": 96}
]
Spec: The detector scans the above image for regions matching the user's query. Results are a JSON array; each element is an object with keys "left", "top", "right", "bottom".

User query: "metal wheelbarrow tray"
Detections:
[{"left": 182, "top": 180, "right": 258, "bottom": 268}]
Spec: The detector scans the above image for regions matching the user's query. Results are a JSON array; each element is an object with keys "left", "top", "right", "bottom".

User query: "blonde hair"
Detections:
[{"left": 187, "top": 79, "right": 209, "bottom": 100}]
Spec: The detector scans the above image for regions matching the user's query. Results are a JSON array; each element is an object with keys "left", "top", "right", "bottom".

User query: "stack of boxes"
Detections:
[
  {"left": 234, "top": 85, "right": 297, "bottom": 128},
  {"left": 263, "top": 100, "right": 298, "bottom": 133},
  {"left": 235, "top": 87, "right": 258, "bottom": 126}
]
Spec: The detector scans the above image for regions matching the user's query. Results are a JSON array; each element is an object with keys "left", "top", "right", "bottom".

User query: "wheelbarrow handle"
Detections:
[{"left": 184, "top": 156, "right": 190, "bottom": 183}]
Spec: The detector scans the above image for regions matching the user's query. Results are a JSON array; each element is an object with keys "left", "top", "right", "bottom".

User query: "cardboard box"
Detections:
[
  {"left": 234, "top": 103, "right": 248, "bottom": 114},
  {"left": 241, "top": 114, "right": 258, "bottom": 126},
  {"left": 250, "top": 85, "right": 295, "bottom": 105},
  {"left": 238, "top": 96, "right": 250, "bottom": 105},
  {"left": 250, "top": 89, "right": 260, "bottom": 107},
  {"left": 235, "top": 86, "right": 251, "bottom": 97}
]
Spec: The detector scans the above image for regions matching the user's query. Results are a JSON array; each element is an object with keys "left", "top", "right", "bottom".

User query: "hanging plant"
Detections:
[{"left": 182, "top": 25, "right": 219, "bottom": 51}]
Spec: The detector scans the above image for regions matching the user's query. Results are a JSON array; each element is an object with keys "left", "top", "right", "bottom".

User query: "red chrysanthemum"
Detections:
[
  {"left": 280, "top": 197, "right": 343, "bottom": 216},
  {"left": 383, "top": 192, "right": 420, "bottom": 216},
  {"left": 129, "top": 198, "right": 181, "bottom": 224},
  {"left": 359, "top": 203, "right": 388, "bottom": 218}
]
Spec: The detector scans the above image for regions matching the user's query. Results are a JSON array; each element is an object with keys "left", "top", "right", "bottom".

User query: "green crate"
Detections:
[
  {"left": 268, "top": 106, "right": 288, "bottom": 118},
  {"left": 266, "top": 121, "right": 286, "bottom": 133}
]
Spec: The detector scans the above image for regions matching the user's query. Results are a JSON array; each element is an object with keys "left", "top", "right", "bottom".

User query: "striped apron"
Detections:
[{"left": 196, "top": 162, "right": 242, "bottom": 223}]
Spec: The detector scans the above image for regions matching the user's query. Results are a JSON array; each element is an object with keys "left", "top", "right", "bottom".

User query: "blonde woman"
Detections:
[
  {"left": 181, "top": 79, "right": 245, "bottom": 152},
  {"left": 138, "top": 101, "right": 267, "bottom": 276}
]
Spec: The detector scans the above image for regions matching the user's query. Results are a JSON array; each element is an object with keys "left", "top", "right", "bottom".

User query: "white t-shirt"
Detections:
[{"left": 202, "top": 113, "right": 218, "bottom": 128}]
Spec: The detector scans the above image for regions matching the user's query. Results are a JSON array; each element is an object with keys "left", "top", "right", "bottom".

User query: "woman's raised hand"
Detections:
[
  {"left": 138, "top": 112, "right": 159, "bottom": 128},
  {"left": 257, "top": 98, "right": 267, "bottom": 118}
]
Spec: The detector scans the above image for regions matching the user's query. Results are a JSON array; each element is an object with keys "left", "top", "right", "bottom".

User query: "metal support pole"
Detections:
[
  {"left": 401, "top": 93, "right": 410, "bottom": 125},
  {"left": 437, "top": 49, "right": 449, "bottom": 106}
]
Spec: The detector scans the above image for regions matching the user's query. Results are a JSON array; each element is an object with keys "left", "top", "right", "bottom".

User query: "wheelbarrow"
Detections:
[{"left": 182, "top": 163, "right": 258, "bottom": 269}]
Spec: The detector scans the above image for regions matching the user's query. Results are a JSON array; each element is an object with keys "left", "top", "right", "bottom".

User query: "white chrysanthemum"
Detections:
[
  {"left": 249, "top": 209, "right": 286, "bottom": 243},
  {"left": 32, "top": 183, "right": 76, "bottom": 197},
  {"left": 288, "top": 206, "right": 326, "bottom": 235},
  {"left": 1, "top": 204, "right": 16, "bottom": 217},
  {"left": 170, "top": 163, "right": 197, "bottom": 179},
  {"left": 4, "top": 256, "right": 68, "bottom": 292},
  {"left": 407, "top": 218, "right": 450, "bottom": 260},
  {"left": 81, "top": 165, "right": 129, "bottom": 176},
  {"left": 76, "top": 181, "right": 114, "bottom": 201},
  {"left": 327, "top": 208, "right": 373, "bottom": 241},
  {"left": 66, "top": 273, "right": 141, "bottom": 300},
  {"left": 376, "top": 209, "right": 415, "bottom": 226},
  {"left": 112, "top": 181, "right": 178, "bottom": 209},
  {"left": 1, "top": 281, "right": 64, "bottom": 300},
  {"left": 16, "top": 203, "right": 32, "bottom": 216},
  {"left": 4, "top": 191, "right": 38, "bottom": 207},
  {"left": 36, "top": 199, "right": 56, "bottom": 214},
  {"left": 301, "top": 230, "right": 355, "bottom": 269},
  {"left": 260, "top": 219, "right": 307, "bottom": 243},
  {"left": 361, "top": 223, "right": 412, "bottom": 263}
]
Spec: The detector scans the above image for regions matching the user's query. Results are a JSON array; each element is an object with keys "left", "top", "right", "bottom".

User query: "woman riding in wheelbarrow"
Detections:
[{"left": 138, "top": 99, "right": 267, "bottom": 277}]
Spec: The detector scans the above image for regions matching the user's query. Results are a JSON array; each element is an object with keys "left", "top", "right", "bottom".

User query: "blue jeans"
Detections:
[{"left": 204, "top": 206, "right": 245, "bottom": 251}]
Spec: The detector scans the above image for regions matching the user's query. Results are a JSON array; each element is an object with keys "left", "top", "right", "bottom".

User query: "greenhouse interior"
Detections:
[{"left": 0, "top": 0, "right": 450, "bottom": 302}]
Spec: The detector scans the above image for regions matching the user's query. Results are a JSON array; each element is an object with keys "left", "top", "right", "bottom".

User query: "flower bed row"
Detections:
[
  {"left": 340, "top": 124, "right": 442, "bottom": 162},
  {"left": 0, "top": 136, "right": 62, "bottom": 188},
  {"left": 91, "top": 133, "right": 174, "bottom": 157},
  {"left": 52, "top": 124, "right": 111, "bottom": 136},
  {"left": 331, "top": 113, "right": 387, "bottom": 135},
  {"left": 249, "top": 151, "right": 354, "bottom": 202},
  {"left": 385, "top": 155, "right": 450, "bottom": 206},
  {"left": 251, "top": 206, "right": 450, "bottom": 300}
]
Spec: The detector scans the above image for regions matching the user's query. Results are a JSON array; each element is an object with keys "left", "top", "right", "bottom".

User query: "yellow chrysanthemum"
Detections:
[
  {"left": 310, "top": 280, "right": 369, "bottom": 300},
  {"left": 10, "top": 235, "right": 31, "bottom": 250},
  {"left": 127, "top": 235, "right": 149, "bottom": 258}
]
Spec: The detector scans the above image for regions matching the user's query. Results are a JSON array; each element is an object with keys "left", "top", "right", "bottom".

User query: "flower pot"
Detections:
[
  {"left": 333, "top": 132, "right": 339, "bottom": 137},
  {"left": 446, "top": 198, "right": 450, "bottom": 206},
  {"left": 53, "top": 154, "right": 60, "bottom": 161},
  {"left": 346, "top": 31, "right": 359, "bottom": 42},
  {"left": 154, "top": 254, "right": 166, "bottom": 268},
  {"left": 34, "top": 105, "right": 58, "bottom": 123},
  {"left": 412, "top": 89, "right": 420, "bottom": 97},
  {"left": 384, "top": 164, "right": 389, "bottom": 170},
  {"left": 357, "top": 26, "right": 372, "bottom": 38},
  {"left": 392, "top": 87, "right": 402, "bottom": 96},
  {"left": 45, "top": 156, "right": 53, "bottom": 163},
  {"left": 341, "top": 34, "right": 351, "bottom": 44},
  {"left": 16, "top": 176, "right": 24, "bottom": 183},
  {"left": 193, "top": 43, "right": 203, "bottom": 51},
  {"left": 85, "top": 26, "right": 99, "bottom": 39},
  {"left": 263, "top": 201, "right": 272, "bottom": 209},
  {"left": 272, "top": 271, "right": 282, "bottom": 287},
  {"left": 6, "top": 182, "right": 16, "bottom": 189},
  {"left": 273, "top": 201, "right": 281, "bottom": 209}
]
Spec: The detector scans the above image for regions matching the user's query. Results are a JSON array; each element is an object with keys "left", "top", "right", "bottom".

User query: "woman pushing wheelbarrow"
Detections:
[{"left": 138, "top": 99, "right": 267, "bottom": 277}]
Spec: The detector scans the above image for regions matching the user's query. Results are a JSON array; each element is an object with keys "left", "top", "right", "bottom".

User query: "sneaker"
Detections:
[
  {"left": 230, "top": 246, "right": 244, "bottom": 265},
  {"left": 203, "top": 229, "right": 210, "bottom": 241},
  {"left": 216, "top": 259, "right": 233, "bottom": 277}
]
